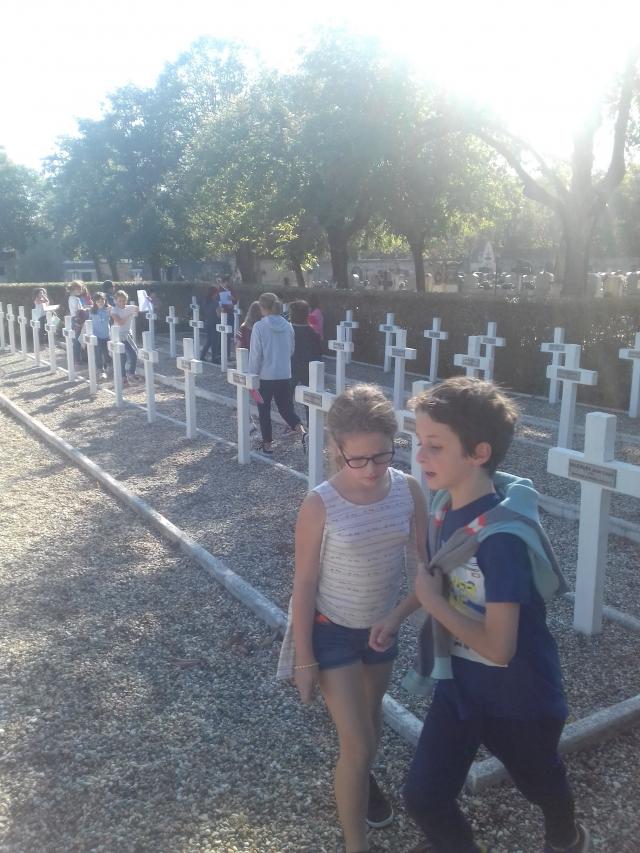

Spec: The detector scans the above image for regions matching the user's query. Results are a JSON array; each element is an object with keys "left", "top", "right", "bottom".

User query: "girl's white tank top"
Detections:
[{"left": 313, "top": 466, "right": 412, "bottom": 628}]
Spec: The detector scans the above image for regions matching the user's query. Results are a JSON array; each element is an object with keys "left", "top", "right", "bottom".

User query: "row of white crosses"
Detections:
[{"left": 548, "top": 412, "right": 640, "bottom": 635}]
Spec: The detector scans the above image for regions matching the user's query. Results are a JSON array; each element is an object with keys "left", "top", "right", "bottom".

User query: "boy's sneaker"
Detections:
[
  {"left": 544, "top": 823, "right": 590, "bottom": 853},
  {"left": 282, "top": 425, "right": 297, "bottom": 437},
  {"left": 100, "top": 371, "right": 108, "bottom": 380},
  {"left": 367, "top": 773, "right": 393, "bottom": 829},
  {"left": 258, "top": 444, "right": 273, "bottom": 456}
]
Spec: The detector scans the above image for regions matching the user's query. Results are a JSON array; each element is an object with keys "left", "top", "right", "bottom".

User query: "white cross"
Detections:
[
  {"left": 478, "top": 322, "right": 505, "bottom": 381},
  {"left": 177, "top": 337, "right": 203, "bottom": 438},
  {"left": 30, "top": 309, "right": 42, "bottom": 366},
  {"left": 541, "top": 327, "right": 567, "bottom": 404},
  {"left": 340, "top": 309, "right": 359, "bottom": 364},
  {"left": 6, "top": 304, "right": 16, "bottom": 354},
  {"left": 386, "top": 329, "right": 417, "bottom": 411},
  {"left": 233, "top": 305, "right": 242, "bottom": 348},
  {"left": 62, "top": 316, "right": 77, "bottom": 382},
  {"left": 548, "top": 412, "right": 640, "bottom": 634},
  {"left": 130, "top": 312, "right": 138, "bottom": 347},
  {"left": 328, "top": 324, "right": 354, "bottom": 395},
  {"left": 145, "top": 309, "right": 157, "bottom": 349},
  {"left": 379, "top": 312, "right": 396, "bottom": 372},
  {"left": 619, "top": 331, "right": 640, "bottom": 418},
  {"left": 190, "top": 295, "right": 198, "bottom": 312},
  {"left": 0, "top": 302, "right": 6, "bottom": 351},
  {"left": 546, "top": 345, "right": 598, "bottom": 449},
  {"left": 295, "top": 360, "right": 335, "bottom": 488},
  {"left": 217, "top": 311, "right": 233, "bottom": 372},
  {"left": 227, "top": 347, "right": 260, "bottom": 464},
  {"left": 397, "top": 379, "right": 432, "bottom": 503},
  {"left": 17, "top": 307, "right": 28, "bottom": 359},
  {"left": 165, "top": 306, "right": 179, "bottom": 358},
  {"left": 45, "top": 310, "right": 59, "bottom": 374},
  {"left": 139, "top": 330, "right": 159, "bottom": 424},
  {"left": 453, "top": 335, "right": 494, "bottom": 380},
  {"left": 423, "top": 317, "right": 448, "bottom": 383},
  {"left": 189, "top": 306, "right": 204, "bottom": 357},
  {"left": 107, "top": 325, "right": 126, "bottom": 407},
  {"left": 81, "top": 319, "right": 98, "bottom": 395}
]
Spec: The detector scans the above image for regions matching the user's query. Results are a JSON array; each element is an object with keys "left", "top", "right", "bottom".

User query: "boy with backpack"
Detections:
[{"left": 405, "top": 377, "right": 588, "bottom": 853}]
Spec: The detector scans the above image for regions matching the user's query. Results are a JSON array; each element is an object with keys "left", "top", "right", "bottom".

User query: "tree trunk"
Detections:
[
  {"left": 108, "top": 258, "right": 120, "bottom": 281},
  {"left": 235, "top": 242, "right": 258, "bottom": 284},
  {"left": 408, "top": 235, "right": 427, "bottom": 294},
  {"left": 149, "top": 255, "right": 162, "bottom": 282},
  {"left": 291, "top": 258, "right": 306, "bottom": 288},
  {"left": 327, "top": 227, "right": 349, "bottom": 289},
  {"left": 558, "top": 208, "right": 598, "bottom": 296}
]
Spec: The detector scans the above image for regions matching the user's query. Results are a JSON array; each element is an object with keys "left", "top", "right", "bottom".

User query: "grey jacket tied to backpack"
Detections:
[{"left": 402, "top": 472, "right": 568, "bottom": 697}]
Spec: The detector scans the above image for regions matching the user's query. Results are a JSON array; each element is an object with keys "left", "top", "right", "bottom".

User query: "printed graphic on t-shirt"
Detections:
[{"left": 448, "top": 557, "right": 505, "bottom": 668}]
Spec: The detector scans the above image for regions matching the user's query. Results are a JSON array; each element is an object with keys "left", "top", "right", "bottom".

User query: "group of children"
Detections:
[
  {"left": 64, "top": 280, "right": 142, "bottom": 384},
  {"left": 279, "top": 377, "right": 589, "bottom": 853}
]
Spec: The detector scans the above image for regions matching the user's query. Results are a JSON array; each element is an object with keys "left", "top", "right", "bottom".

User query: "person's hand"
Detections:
[
  {"left": 415, "top": 565, "right": 444, "bottom": 614},
  {"left": 293, "top": 664, "right": 319, "bottom": 704},
  {"left": 369, "top": 615, "right": 400, "bottom": 652}
]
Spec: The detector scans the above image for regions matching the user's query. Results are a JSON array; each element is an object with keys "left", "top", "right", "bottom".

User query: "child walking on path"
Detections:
[
  {"left": 248, "top": 292, "right": 305, "bottom": 456},
  {"left": 277, "top": 385, "right": 428, "bottom": 853},
  {"left": 404, "top": 377, "right": 588, "bottom": 853},
  {"left": 289, "top": 300, "right": 323, "bottom": 425},
  {"left": 67, "top": 280, "right": 86, "bottom": 366},
  {"left": 83, "top": 292, "right": 111, "bottom": 379},
  {"left": 110, "top": 290, "right": 140, "bottom": 386},
  {"left": 234, "top": 300, "right": 261, "bottom": 351}
]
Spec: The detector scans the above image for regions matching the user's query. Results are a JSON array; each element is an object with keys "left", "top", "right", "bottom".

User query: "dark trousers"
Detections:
[
  {"left": 291, "top": 378, "right": 309, "bottom": 425},
  {"left": 404, "top": 687, "right": 576, "bottom": 852},
  {"left": 95, "top": 338, "right": 110, "bottom": 371},
  {"left": 120, "top": 338, "right": 138, "bottom": 376},
  {"left": 200, "top": 325, "right": 220, "bottom": 363},
  {"left": 258, "top": 379, "right": 301, "bottom": 443}
]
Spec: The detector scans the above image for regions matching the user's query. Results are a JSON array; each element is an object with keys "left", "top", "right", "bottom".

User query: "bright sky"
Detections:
[{"left": 3, "top": 0, "right": 639, "bottom": 171}]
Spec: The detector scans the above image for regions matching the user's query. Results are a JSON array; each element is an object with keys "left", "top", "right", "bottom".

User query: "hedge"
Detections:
[{"left": 2, "top": 282, "right": 639, "bottom": 410}]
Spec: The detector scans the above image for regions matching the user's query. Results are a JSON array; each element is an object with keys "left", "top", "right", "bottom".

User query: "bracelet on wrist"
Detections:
[{"left": 293, "top": 662, "right": 319, "bottom": 671}]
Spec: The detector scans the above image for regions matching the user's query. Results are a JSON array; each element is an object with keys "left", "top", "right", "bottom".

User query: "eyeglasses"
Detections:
[{"left": 339, "top": 447, "right": 395, "bottom": 469}]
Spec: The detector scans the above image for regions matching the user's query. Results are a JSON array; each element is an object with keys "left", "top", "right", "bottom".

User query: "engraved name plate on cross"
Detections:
[
  {"left": 618, "top": 331, "right": 640, "bottom": 418},
  {"left": 423, "top": 317, "right": 448, "bottom": 383},
  {"left": 227, "top": 347, "right": 260, "bottom": 464},
  {"left": 107, "top": 325, "right": 126, "bottom": 407},
  {"left": 328, "top": 324, "right": 354, "bottom": 395},
  {"left": 217, "top": 311, "right": 233, "bottom": 372},
  {"left": 478, "top": 321, "right": 505, "bottom": 381},
  {"left": 548, "top": 412, "right": 640, "bottom": 634},
  {"left": 295, "top": 360, "right": 335, "bottom": 489},
  {"left": 165, "top": 306, "right": 179, "bottom": 358},
  {"left": 62, "top": 316, "right": 77, "bottom": 381},
  {"left": 81, "top": 319, "right": 98, "bottom": 395},
  {"left": 177, "top": 337, "right": 203, "bottom": 438},
  {"left": 341, "top": 310, "right": 359, "bottom": 364},
  {"left": 139, "top": 331, "right": 159, "bottom": 423},
  {"left": 189, "top": 306, "right": 204, "bottom": 357},
  {"left": 17, "top": 306, "right": 28, "bottom": 359},
  {"left": 378, "top": 312, "right": 396, "bottom": 372},
  {"left": 541, "top": 327, "right": 567, "bottom": 404},
  {"left": 387, "top": 328, "right": 417, "bottom": 411},
  {"left": 6, "top": 304, "right": 17, "bottom": 354},
  {"left": 546, "top": 344, "right": 598, "bottom": 449},
  {"left": 453, "top": 336, "right": 493, "bottom": 380}
]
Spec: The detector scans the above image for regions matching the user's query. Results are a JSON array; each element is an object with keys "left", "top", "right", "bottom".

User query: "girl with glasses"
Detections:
[{"left": 277, "top": 384, "right": 428, "bottom": 853}]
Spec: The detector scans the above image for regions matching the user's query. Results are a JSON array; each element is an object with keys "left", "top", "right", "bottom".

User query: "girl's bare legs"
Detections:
[{"left": 319, "top": 660, "right": 394, "bottom": 852}]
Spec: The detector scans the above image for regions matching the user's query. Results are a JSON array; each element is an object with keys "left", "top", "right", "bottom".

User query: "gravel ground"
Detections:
[{"left": 1, "top": 351, "right": 640, "bottom": 852}]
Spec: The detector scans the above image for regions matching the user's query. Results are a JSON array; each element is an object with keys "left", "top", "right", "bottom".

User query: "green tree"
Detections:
[
  {"left": 0, "top": 148, "right": 43, "bottom": 252},
  {"left": 477, "top": 49, "right": 639, "bottom": 294}
]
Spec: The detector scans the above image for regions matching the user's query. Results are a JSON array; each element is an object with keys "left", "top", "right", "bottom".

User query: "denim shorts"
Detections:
[{"left": 312, "top": 612, "right": 399, "bottom": 671}]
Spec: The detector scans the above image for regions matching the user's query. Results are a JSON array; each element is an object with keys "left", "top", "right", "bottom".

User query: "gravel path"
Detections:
[{"left": 1, "top": 352, "right": 640, "bottom": 851}]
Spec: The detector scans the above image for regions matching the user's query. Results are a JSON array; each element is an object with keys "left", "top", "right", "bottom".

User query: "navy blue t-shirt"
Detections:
[{"left": 433, "top": 492, "right": 567, "bottom": 720}]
